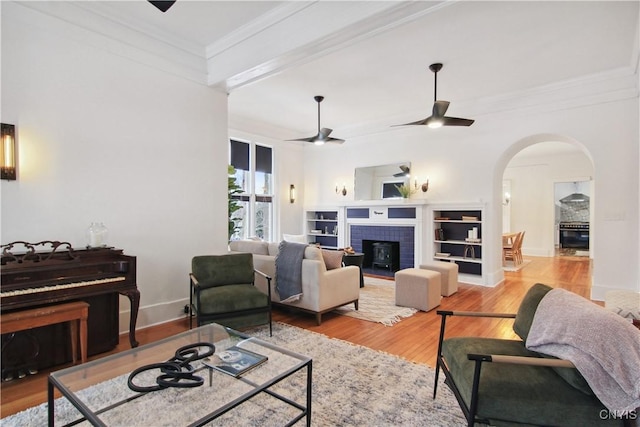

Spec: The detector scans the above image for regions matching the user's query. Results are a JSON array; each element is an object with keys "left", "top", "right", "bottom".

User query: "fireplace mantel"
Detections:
[{"left": 340, "top": 199, "right": 428, "bottom": 208}]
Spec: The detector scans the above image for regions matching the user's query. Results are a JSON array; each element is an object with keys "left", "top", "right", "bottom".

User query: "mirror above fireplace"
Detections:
[{"left": 354, "top": 162, "right": 411, "bottom": 200}]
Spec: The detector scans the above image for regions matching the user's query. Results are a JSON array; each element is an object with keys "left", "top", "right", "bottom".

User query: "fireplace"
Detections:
[
  {"left": 363, "top": 240, "right": 400, "bottom": 271},
  {"left": 350, "top": 225, "right": 414, "bottom": 272},
  {"left": 345, "top": 203, "right": 425, "bottom": 277}
]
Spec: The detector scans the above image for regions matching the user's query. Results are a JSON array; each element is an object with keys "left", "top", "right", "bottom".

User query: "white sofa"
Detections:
[{"left": 229, "top": 240, "right": 360, "bottom": 325}]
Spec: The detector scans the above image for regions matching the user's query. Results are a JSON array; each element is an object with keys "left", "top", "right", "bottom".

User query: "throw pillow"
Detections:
[
  {"left": 304, "top": 246, "right": 323, "bottom": 261},
  {"left": 283, "top": 234, "right": 307, "bottom": 244},
  {"left": 321, "top": 249, "right": 344, "bottom": 270}
]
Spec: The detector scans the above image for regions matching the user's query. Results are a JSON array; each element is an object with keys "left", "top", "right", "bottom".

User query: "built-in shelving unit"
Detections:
[
  {"left": 305, "top": 209, "right": 340, "bottom": 249},
  {"left": 432, "top": 208, "right": 483, "bottom": 281}
]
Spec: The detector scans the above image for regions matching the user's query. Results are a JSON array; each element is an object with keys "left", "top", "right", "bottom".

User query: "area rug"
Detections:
[
  {"left": 503, "top": 259, "right": 532, "bottom": 272},
  {"left": 3, "top": 323, "right": 465, "bottom": 427},
  {"left": 334, "top": 277, "right": 417, "bottom": 326}
]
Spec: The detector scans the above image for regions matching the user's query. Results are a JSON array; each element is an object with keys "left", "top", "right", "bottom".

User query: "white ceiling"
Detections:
[
  {"left": 230, "top": 1, "right": 639, "bottom": 140},
  {"left": 40, "top": 1, "right": 640, "bottom": 144}
]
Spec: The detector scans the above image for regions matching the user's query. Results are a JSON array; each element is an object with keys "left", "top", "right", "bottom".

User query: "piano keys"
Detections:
[
  {"left": 1, "top": 241, "right": 139, "bottom": 378},
  {"left": 0, "top": 276, "right": 127, "bottom": 298}
]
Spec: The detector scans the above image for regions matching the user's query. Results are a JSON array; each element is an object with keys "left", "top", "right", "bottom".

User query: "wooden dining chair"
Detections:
[
  {"left": 502, "top": 234, "right": 514, "bottom": 265},
  {"left": 504, "top": 231, "right": 525, "bottom": 266}
]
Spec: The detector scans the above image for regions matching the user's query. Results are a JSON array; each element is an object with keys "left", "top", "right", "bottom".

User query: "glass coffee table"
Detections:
[{"left": 48, "top": 324, "right": 312, "bottom": 426}]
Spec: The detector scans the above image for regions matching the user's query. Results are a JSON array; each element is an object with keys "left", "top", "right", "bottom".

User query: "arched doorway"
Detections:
[{"left": 494, "top": 134, "right": 594, "bottom": 278}]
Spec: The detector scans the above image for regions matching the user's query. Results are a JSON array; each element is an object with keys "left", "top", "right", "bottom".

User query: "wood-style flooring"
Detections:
[{"left": 0, "top": 254, "right": 591, "bottom": 419}]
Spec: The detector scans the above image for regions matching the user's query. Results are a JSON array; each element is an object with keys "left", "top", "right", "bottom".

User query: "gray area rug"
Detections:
[{"left": 3, "top": 323, "right": 465, "bottom": 426}]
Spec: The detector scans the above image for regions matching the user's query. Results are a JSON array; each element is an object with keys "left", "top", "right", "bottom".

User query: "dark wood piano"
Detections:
[{"left": 1, "top": 241, "right": 139, "bottom": 380}]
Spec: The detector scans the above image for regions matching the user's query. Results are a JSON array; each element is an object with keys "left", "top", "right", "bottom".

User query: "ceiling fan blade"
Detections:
[
  {"left": 325, "top": 137, "right": 345, "bottom": 144},
  {"left": 319, "top": 128, "right": 333, "bottom": 138},
  {"left": 442, "top": 116, "right": 475, "bottom": 127},
  {"left": 391, "top": 118, "right": 429, "bottom": 127},
  {"left": 286, "top": 136, "right": 316, "bottom": 142},
  {"left": 148, "top": 1, "right": 176, "bottom": 12},
  {"left": 432, "top": 100, "right": 450, "bottom": 117}
]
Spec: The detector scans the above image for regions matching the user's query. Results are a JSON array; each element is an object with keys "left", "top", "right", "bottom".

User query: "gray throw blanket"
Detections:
[
  {"left": 275, "top": 241, "right": 307, "bottom": 302},
  {"left": 526, "top": 288, "right": 640, "bottom": 412}
]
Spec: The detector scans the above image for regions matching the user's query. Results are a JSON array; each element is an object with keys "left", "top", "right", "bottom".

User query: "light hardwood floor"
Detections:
[{"left": 0, "top": 254, "right": 591, "bottom": 419}]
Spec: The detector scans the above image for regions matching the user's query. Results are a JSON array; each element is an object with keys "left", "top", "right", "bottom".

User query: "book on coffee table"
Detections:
[{"left": 203, "top": 346, "right": 268, "bottom": 378}]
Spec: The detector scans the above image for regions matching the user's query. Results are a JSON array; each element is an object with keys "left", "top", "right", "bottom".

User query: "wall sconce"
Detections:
[
  {"left": 289, "top": 184, "right": 296, "bottom": 204},
  {"left": 1, "top": 123, "right": 16, "bottom": 181},
  {"left": 414, "top": 177, "right": 429, "bottom": 192},
  {"left": 335, "top": 183, "right": 347, "bottom": 196},
  {"left": 503, "top": 192, "right": 511, "bottom": 206}
]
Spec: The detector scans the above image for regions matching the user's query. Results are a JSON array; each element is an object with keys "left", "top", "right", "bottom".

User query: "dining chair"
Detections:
[{"left": 503, "top": 231, "right": 524, "bottom": 266}]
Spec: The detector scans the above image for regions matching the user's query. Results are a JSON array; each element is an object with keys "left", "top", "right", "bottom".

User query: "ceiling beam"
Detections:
[{"left": 207, "top": 1, "right": 451, "bottom": 92}]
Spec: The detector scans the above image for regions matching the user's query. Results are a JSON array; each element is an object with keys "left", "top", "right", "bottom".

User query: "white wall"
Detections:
[
  {"left": 1, "top": 4, "right": 229, "bottom": 330},
  {"left": 504, "top": 148, "right": 594, "bottom": 257},
  {"left": 298, "top": 95, "right": 639, "bottom": 298}
]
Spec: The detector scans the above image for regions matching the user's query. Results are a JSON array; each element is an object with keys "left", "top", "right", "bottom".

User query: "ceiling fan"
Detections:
[
  {"left": 148, "top": 1, "right": 176, "bottom": 13},
  {"left": 393, "top": 63, "right": 474, "bottom": 128},
  {"left": 288, "top": 96, "right": 345, "bottom": 145},
  {"left": 393, "top": 165, "right": 410, "bottom": 177}
]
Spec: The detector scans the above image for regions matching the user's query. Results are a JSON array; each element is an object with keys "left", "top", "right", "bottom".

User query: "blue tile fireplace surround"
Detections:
[{"left": 350, "top": 225, "right": 415, "bottom": 271}]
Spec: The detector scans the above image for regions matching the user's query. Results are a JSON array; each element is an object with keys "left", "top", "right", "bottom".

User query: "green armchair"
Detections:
[
  {"left": 189, "top": 253, "right": 272, "bottom": 336},
  {"left": 434, "top": 283, "right": 634, "bottom": 426}
]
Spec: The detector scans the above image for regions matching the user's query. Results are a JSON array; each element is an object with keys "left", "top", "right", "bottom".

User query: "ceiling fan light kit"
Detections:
[
  {"left": 427, "top": 118, "right": 443, "bottom": 129},
  {"left": 287, "top": 96, "right": 345, "bottom": 145},
  {"left": 393, "top": 63, "right": 474, "bottom": 128}
]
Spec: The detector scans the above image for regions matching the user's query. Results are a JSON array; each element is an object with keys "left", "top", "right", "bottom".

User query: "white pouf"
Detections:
[
  {"left": 395, "top": 268, "right": 442, "bottom": 312},
  {"left": 419, "top": 261, "right": 458, "bottom": 296}
]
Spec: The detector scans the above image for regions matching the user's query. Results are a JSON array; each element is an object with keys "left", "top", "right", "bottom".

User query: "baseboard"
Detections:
[
  {"left": 522, "top": 247, "right": 554, "bottom": 257},
  {"left": 118, "top": 297, "right": 190, "bottom": 334}
]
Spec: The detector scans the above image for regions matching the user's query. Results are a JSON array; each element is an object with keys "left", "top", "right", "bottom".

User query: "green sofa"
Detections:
[{"left": 434, "top": 283, "right": 638, "bottom": 426}]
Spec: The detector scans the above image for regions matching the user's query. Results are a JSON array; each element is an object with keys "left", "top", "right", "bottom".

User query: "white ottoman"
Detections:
[
  {"left": 395, "top": 268, "right": 442, "bottom": 312},
  {"left": 419, "top": 261, "right": 459, "bottom": 296}
]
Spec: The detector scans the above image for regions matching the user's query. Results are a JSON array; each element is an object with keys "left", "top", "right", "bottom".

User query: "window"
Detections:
[{"left": 230, "top": 140, "right": 273, "bottom": 241}]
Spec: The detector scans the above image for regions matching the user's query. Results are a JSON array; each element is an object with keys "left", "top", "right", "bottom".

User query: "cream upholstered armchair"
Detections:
[{"left": 229, "top": 241, "right": 360, "bottom": 325}]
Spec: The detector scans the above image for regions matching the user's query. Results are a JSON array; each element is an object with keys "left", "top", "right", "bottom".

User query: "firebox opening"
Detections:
[{"left": 362, "top": 239, "right": 400, "bottom": 273}]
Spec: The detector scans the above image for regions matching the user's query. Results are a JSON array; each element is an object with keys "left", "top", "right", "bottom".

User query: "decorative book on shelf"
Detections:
[
  {"left": 461, "top": 216, "right": 479, "bottom": 221},
  {"left": 435, "top": 228, "right": 445, "bottom": 240},
  {"left": 202, "top": 345, "right": 267, "bottom": 378}
]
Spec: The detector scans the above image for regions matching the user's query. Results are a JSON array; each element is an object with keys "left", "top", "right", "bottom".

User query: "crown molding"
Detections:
[{"left": 8, "top": 1, "right": 208, "bottom": 85}]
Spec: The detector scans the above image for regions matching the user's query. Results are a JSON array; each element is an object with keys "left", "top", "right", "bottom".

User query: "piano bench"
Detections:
[{"left": 1, "top": 301, "right": 89, "bottom": 365}]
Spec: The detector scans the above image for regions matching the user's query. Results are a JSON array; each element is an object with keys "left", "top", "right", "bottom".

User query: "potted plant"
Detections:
[
  {"left": 228, "top": 165, "right": 242, "bottom": 240},
  {"left": 394, "top": 183, "right": 415, "bottom": 199}
]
